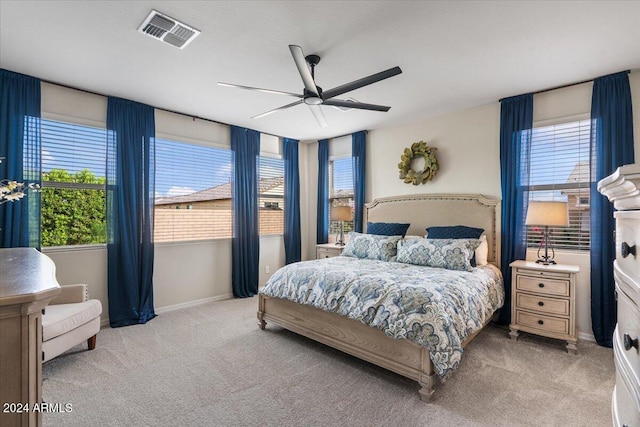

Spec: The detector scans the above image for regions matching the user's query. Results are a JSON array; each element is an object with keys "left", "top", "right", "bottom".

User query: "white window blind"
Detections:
[
  {"left": 525, "top": 119, "right": 591, "bottom": 251},
  {"left": 40, "top": 119, "right": 107, "bottom": 247},
  {"left": 154, "top": 138, "right": 233, "bottom": 242},
  {"left": 329, "top": 157, "right": 354, "bottom": 237},
  {"left": 258, "top": 156, "right": 284, "bottom": 235}
]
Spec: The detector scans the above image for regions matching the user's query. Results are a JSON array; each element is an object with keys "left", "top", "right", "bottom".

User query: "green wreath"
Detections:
[{"left": 398, "top": 141, "right": 439, "bottom": 185}]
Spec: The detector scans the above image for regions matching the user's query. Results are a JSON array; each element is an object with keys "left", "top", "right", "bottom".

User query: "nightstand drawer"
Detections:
[
  {"left": 317, "top": 248, "right": 341, "bottom": 259},
  {"left": 516, "top": 293, "right": 570, "bottom": 316},
  {"left": 515, "top": 310, "right": 570, "bottom": 335},
  {"left": 516, "top": 275, "right": 570, "bottom": 297}
]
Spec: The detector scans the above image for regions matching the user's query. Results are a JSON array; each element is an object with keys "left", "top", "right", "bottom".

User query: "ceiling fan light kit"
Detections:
[{"left": 218, "top": 45, "right": 402, "bottom": 127}]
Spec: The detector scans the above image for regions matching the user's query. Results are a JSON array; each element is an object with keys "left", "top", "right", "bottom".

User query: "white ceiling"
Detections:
[{"left": 1, "top": 1, "right": 639, "bottom": 141}]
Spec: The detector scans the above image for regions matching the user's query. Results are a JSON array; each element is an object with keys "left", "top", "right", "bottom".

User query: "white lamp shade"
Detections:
[
  {"left": 331, "top": 205, "right": 352, "bottom": 221},
  {"left": 525, "top": 201, "right": 569, "bottom": 227}
]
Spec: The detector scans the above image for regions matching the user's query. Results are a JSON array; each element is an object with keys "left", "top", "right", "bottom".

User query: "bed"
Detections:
[{"left": 257, "top": 193, "right": 503, "bottom": 401}]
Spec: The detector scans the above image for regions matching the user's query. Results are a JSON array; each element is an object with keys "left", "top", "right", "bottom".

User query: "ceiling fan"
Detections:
[{"left": 218, "top": 45, "right": 402, "bottom": 128}]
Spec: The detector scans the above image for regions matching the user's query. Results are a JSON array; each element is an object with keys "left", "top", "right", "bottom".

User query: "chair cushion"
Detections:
[{"left": 42, "top": 300, "right": 102, "bottom": 342}]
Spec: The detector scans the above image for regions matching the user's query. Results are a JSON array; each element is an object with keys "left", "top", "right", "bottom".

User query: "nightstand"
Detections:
[
  {"left": 316, "top": 243, "right": 345, "bottom": 259},
  {"left": 509, "top": 260, "right": 579, "bottom": 354}
]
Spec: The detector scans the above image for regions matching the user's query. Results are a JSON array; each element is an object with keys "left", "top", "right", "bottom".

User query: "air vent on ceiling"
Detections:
[{"left": 138, "top": 10, "right": 200, "bottom": 49}]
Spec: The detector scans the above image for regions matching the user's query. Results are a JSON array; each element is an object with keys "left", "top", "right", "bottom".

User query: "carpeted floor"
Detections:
[{"left": 42, "top": 297, "right": 614, "bottom": 426}]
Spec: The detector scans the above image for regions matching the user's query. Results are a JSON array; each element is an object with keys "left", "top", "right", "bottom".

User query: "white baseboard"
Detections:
[
  {"left": 155, "top": 294, "right": 234, "bottom": 315},
  {"left": 578, "top": 331, "right": 596, "bottom": 342},
  {"left": 99, "top": 294, "right": 234, "bottom": 328}
]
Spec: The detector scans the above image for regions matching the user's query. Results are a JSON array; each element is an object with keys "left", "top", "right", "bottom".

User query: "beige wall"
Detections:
[
  {"left": 366, "top": 102, "right": 502, "bottom": 201},
  {"left": 300, "top": 140, "right": 318, "bottom": 261}
]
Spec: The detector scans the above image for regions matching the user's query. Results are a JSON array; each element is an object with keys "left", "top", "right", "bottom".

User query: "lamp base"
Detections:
[
  {"left": 535, "top": 227, "right": 556, "bottom": 266},
  {"left": 335, "top": 221, "right": 346, "bottom": 246}
]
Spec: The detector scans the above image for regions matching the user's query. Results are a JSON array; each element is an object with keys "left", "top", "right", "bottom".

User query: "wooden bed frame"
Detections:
[{"left": 257, "top": 193, "right": 500, "bottom": 401}]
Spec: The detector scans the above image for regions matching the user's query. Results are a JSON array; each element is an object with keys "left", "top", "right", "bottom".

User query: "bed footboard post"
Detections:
[
  {"left": 418, "top": 373, "right": 436, "bottom": 402},
  {"left": 257, "top": 294, "right": 266, "bottom": 330},
  {"left": 418, "top": 350, "right": 436, "bottom": 402}
]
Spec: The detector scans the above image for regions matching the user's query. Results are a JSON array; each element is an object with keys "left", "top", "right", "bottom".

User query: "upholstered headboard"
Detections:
[{"left": 364, "top": 193, "right": 500, "bottom": 265}]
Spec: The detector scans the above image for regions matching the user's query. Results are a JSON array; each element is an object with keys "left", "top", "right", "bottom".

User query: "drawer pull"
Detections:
[
  {"left": 538, "top": 301, "right": 544, "bottom": 307},
  {"left": 621, "top": 241, "right": 636, "bottom": 258},
  {"left": 623, "top": 334, "right": 639, "bottom": 351},
  {"left": 538, "top": 283, "right": 545, "bottom": 288},
  {"left": 537, "top": 320, "right": 544, "bottom": 325}
]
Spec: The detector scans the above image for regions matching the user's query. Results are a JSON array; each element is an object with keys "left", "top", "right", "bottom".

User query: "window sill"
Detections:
[{"left": 42, "top": 244, "right": 106, "bottom": 253}]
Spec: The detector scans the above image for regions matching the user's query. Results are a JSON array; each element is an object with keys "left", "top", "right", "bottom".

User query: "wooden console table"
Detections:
[{"left": 0, "top": 248, "right": 61, "bottom": 427}]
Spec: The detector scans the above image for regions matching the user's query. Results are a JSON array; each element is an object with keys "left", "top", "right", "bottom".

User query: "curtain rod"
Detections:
[
  {"left": 39, "top": 76, "right": 366, "bottom": 142},
  {"left": 499, "top": 69, "right": 631, "bottom": 102}
]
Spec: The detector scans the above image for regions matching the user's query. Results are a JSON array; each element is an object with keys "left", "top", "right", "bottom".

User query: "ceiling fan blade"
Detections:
[
  {"left": 289, "top": 45, "right": 319, "bottom": 97},
  {"left": 322, "top": 66, "right": 402, "bottom": 100},
  {"left": 308, "top": 105, "right": 328, "bottom": 128},
  {"left": 217, "top": 82, "right": 302, "bottom": 97},
  {"left": 323, "top": 99, "right": 391, "bottom": 112},
  {"left": 252, "top": 99, "right": 303, "bottom": 119}
]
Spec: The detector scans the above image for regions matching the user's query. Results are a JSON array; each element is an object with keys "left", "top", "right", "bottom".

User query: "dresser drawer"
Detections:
[
  {"left": 515, "top": 310, "right": 570, "bottom": 335},
  {"left": 612, "top": 382, "right": 640, "bottom": 427},
  {"left": 615, "top": 213, "right": 640, "bottom": 283},
  {"left": 616, "top": 283, "right": 640, "bottom": 386},
  {"left": 613, "top": 330, "right": 640, "bottom": 427},
  {"left": 516, "top": 293, "right": 570, "bottom": 316},
  {"left": 516, "top": 275, "right": 570, "bottom": 297}
]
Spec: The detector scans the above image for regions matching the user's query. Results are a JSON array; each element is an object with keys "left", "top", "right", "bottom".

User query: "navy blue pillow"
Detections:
[
  {"left": 426, "top": 225, "right": 484, "bottom": 267},
  {"left": 367, "top": 222, "right": 410, "bottom": 237},
  {"left": 426, "top": 225, "right": 484, "bottom": 239}
]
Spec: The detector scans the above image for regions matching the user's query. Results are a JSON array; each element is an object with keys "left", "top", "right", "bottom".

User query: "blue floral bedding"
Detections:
[{"left": 260, "top": 256, "right": 504, "bottom": 379}]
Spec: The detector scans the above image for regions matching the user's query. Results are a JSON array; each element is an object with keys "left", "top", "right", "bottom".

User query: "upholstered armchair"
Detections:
[{"left": 42, "top": 284, "right": 102, "bottom": 363}]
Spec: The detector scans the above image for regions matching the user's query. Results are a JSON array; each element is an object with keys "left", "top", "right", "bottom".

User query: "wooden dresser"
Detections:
[
  {"left": 598, "top": 165, "right": 640, "bottom": 427},
  {"left": 509, "top": 260, "right": 579, "bottom": 354},
  {"left": 0, "top": 248, "right": 61, "bottom": 427}
]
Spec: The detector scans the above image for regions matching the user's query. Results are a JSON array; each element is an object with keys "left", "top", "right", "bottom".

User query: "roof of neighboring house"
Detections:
[
  {"left": 566, "top": 161, "right": 590, "bottom": 183},
  {"left": 155, "top": 176, "right": 283, "bottom": 205}
]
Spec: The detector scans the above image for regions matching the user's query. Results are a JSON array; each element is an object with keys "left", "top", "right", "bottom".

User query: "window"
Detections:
[
  {"left": 525, "top": 119, "right": 592, "bottom": 251},
  {"left": 154, "top": 138, "right": 233, "bottom": 242},
  {"left": 329, "top": 157, "right": 354, "bottom": 238},
  {"left": 258, "top": 156, "right": 284, "bottom": 235},
  {"left": 41, "top": 119, "right": 107, "bottom": 247}
]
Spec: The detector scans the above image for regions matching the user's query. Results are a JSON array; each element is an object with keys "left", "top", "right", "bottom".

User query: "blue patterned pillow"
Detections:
[
  {"left": 342, "top": 232, "right": 402, "bottom": 261},
  {"left": 396, "top": 238, "right": 481, "bottom": 271},
  {"left": 425, "top": 225, "right": 484, "bottom": 267},
  {"left": 367, "top": 222, "right": 410, "bottom": 237}
]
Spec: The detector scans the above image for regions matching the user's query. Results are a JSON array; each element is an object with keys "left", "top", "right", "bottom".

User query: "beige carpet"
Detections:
[{"left": 42, "top": 296, "right": 614, "bottom": 426}]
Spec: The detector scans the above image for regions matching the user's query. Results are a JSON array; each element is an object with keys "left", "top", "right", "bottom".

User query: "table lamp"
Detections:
[
  {"left": 525, "top": 201, "right": 569, "bottom": 265},
  {"left": 331, "top": 205, "right": 352, "bottom": 246}
]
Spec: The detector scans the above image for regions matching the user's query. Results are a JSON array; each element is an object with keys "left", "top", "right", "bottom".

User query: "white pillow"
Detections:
[{"left": 475, "top": 235, "right": 489, "bottom": 266}]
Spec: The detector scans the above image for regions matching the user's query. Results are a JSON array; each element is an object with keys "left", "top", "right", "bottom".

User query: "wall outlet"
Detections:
[{"left": 265, "top": 266, "right": 270, "bottom": 274}]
